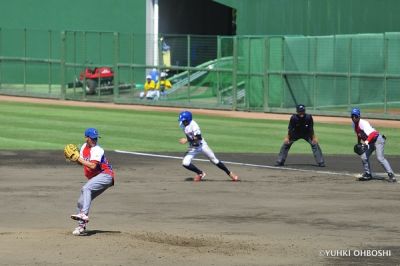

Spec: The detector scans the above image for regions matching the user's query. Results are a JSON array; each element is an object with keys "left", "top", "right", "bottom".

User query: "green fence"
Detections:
[
  {"left": 219, "top": 33, "right": 400, "bottom": 117},
  {"left": 1, "top": 28, "right": 400, "bottom": 119}
]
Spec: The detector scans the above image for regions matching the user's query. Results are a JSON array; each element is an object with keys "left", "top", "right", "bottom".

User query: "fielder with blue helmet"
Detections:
[
  {"left": 350, "top": 108, "right": 396, "bottom": 182},
  {"left": 69, "top": 127, "right": 115, "bottom": 235}
]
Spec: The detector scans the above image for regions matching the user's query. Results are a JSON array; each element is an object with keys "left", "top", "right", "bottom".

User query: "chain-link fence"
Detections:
[{"left": 1, "top": 28, "right": 400, "bottom": 118}]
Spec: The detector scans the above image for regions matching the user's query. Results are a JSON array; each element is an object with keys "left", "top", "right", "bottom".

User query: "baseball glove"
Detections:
[
  {"left": 64, "top": 144, "right": 80, "bottom": 162},
  {"left": 353, "top": 143, "right": 369, "bottom": 155}
]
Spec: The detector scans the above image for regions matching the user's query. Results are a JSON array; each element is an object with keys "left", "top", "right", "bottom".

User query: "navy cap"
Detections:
[
  {"left": 84, "top": 128, "right": 100, "bottom": 139},
  {"left": 296, "top": 104, "right": 306, "bottom": 113}
]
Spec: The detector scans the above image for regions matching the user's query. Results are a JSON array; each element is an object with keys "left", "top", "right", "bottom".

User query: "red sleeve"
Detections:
[{"left": 366, "top": 131, "right": 379, "bottom": 143}]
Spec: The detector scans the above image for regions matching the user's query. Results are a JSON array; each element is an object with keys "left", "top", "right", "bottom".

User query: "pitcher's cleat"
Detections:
[
  {"left": 229, "top": 172, "right": 239, "bottom": 182},
  {"left": 194, "top": 172, "right": 206, "bottom": 182},
  {"left": 71, "top": 212, "right": 89, "bottom": 222}
]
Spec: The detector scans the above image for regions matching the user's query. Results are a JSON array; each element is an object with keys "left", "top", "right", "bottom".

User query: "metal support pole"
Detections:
[
  {"left": 246, "top": 37, "right": 251, "bottom": 110},
  {"left": 48, "top": 30, "right": 52, "bottom": 94},
  {"left": 383, "top": 34, "right": 388, "bottom": 114},
  {"left": 23, "top": 28, "right": 27, "bottom": 92},
  {"left": 97, "top": 33, "right": 101, "bottom": 99},
  {"left": 333, "top": 35, "right": 337, "bottom": 100},
  {"left": 82, "top": 32, "right": 87, "bottom": 99},
  {"left": 113, "top": 32, "right": 120, "bottom": 100},
  {"left": 232, "top": 36, "right": 238, "bottom": 110},
  {"left": 313, "top": 37, "right": 318, "bottom": 110},
  {"left": 217, "top": 36, "right": 222, "bottom": 104},
  {"left": 187, "top": 35, "right": 191, "bottom": 102},
  {"left": 60, "top": 31, "right": 66, "bottom": 100},
  {"left": 130, "top": 33, "right": 134, "bottom": 95},
  {"left": 263, "top": 37, "right": 270, "bottom": 112},
  {"left": 347, "top": 38, "right": 353, "bottom": 110}
]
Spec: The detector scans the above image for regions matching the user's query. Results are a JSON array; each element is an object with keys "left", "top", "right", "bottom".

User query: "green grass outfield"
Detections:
[{"left": 1, "top": 101, "right": 399, "bottom": 155}]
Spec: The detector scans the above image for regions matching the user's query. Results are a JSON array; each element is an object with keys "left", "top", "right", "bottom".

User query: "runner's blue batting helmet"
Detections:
[
  {"left": 351, "top": 108, "right": 361, "bottom": 117},
  {"left": 178, "top": 111, "right": 192, "bottom": 123}
]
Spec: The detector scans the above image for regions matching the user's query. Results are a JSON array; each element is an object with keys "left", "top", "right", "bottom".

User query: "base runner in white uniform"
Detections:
[{"left": 178, "top": 110, "right": 239, "bottom": 182}]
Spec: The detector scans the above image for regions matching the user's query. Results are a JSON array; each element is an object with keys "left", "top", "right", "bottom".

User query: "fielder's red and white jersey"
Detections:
[
  {"left": 80, "top": 143, "right": 114, "bottom": 179},
  {"left": 352, "top": 119, "right": 379, "bottom": 143}
]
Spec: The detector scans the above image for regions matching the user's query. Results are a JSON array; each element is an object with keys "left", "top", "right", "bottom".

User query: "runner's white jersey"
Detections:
[{"left": 183, "top": 120, "right": 207, "bottom": 147}]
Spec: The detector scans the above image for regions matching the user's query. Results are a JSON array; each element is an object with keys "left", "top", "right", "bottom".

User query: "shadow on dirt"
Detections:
[{"left": 84, "top": 230, "right": 121, "bottom": 236}]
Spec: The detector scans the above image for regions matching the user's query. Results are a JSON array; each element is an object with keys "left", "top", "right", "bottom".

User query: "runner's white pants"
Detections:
[{"left": 182, "top": 144, "right": 219, "bottom": 166}]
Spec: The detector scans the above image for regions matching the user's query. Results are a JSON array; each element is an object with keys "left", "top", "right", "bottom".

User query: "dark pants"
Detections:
[{"left": 277, "top": 137, "right": 325, "bottom": 165}]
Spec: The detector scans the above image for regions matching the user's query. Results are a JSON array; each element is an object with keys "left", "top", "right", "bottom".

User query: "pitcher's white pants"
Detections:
[{"left": 76, "top": 173, "right": 113, "bottom": 225}]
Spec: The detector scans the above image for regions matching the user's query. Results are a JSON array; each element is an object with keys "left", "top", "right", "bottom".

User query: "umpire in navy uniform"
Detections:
[{"left": 275, "top": 104, "right": 325, "bottom": 167}]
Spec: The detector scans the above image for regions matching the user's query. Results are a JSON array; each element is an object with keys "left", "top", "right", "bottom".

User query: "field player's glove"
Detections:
[
  {"left": 64, "top": 144, "right": 80, "bottom": 162},
  {"left": 353, "top": 143, "right": 369, "bottom": 155}
]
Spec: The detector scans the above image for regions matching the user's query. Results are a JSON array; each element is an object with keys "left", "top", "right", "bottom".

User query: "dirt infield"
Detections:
[
  {"left": 1, "top": 95, "right": 400, "bottom": 265},
  {"left": 1, "top": 150, "right": 399, "bottom": 265}
]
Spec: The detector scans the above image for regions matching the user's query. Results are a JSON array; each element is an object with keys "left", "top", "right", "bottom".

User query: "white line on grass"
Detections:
[{"left": 115, "top": 150, "right": 356, "bottom": 177}]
